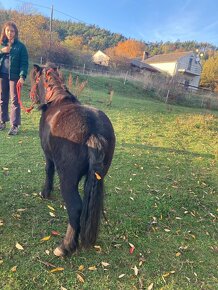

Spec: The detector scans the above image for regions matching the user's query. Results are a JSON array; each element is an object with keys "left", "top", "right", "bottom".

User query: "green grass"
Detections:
[{"left": 0, "top": 74, "right": 218, "bottom": 290}]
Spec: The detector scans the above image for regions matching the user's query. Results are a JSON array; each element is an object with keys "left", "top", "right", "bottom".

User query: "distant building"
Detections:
[
  {"left": 92, "top": 50, "right": 110, "bottom": 67},
  {"left": 131, "top": 51, "right": 202, "bottom": 89}
]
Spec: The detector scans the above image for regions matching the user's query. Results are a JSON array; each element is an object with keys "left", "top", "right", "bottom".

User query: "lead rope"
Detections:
[{"left": 16, "top": 81, "right": 35, "bottom": 113}]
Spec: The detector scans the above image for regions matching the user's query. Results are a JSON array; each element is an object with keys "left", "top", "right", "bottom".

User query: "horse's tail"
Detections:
[{"left": 80, "top": 134, "right": 107, "bottom": 248}]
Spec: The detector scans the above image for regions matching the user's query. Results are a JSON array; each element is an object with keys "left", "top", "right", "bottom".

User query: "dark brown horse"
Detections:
[{"left": 30, "top": 64, "right": 115, "bottom": 257}]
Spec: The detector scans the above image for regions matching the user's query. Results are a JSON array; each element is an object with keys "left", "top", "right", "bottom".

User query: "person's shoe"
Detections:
[
  {"left": 8, "top": 126, "right": 19, "bottom": 136},
  {"left": 0, "top": 122, "right": 6, "bottom": 131}
]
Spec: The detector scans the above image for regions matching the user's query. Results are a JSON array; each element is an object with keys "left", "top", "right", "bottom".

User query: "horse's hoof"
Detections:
[
  {"left": 53, "top": 246, "right": 65, "bottom": 257},
  {"left": 39, "top": 191, "right": 51, "bottom": 199},
  {"left": 39, "top": 192, "right": 44, "bottom": 198}
]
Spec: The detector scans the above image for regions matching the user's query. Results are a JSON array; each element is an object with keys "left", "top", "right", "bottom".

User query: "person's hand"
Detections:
[
  {"left": 18, "top": 78, "right": 25, "bottom": 85},
  {"left": 1, "top": 46, "right": 11, "bottom": 53}
]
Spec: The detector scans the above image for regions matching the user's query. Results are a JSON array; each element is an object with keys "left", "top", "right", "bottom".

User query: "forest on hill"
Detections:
[{"left": 0, "top": 8, "right": 217, "bottom": 91}]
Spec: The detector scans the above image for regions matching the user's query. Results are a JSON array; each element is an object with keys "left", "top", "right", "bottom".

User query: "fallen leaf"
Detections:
[
  {"left": 2, "top": 167, "right": 9, "bottom": 171},
  {"left": 17, "top": 208, "right": 27, "bottom": 212},
  {"left": 45, "top": 250, "right": 50, "bottom": 255},
  {"left": 162, "top": 272, "right": 170, "bottom": 278},
  {"left": 49, "top": 212, "right": 56, "bottom": 217},
  {"left": 88, "top": 266, "right": 97, "bottom": 271},
  {"left": 40, "top": 235, "right": 51, "bottom": 242},
  {"left": 0, "top": 219, "right": 3, "bottom": 226},
  {"left": 176, "top": 252, "right": 181, "bottom": 257},
  {"left": 119, "top": 274, "right": 125, "bottom": 278},
  {"left": 11, "top": 266, "right": 17, "bottom": 272},
  {"left": 78, "top": 265, "right": 85, "bottom": 271},
  {"left": 148, "top": 283, "right": 154, "bottom": 290},
  {"left": 164, "top": 229, "right": 171, "bottom": 232},
  {"left": 94, "top": 245, "right": 102, "bottom": 252},
  {"left": 77, "top": 273, "right": 85, "bottom": 283},
  {"left": 95, "top": 172, "right": 102, "bottom": 180},
  {"left": 0, "top": 260, "right": 3, "bottom": 265},
  {"left": 49, "top": 267, "right": 64, "bottom": 273},
  {"left": 48, "top": 205, "right": 55, "bottom": 211},
  {"left": 101, "top": 262, "right": 110, "bottom": 267},
  {"left": 61, "top": 286, "right": 67, "bottom": 290},
  {"left": 133, "top": 265, "right": 139, "bottom": 276},
  {"left": 129, "top": 242, "right": 135, "bottom": 254},
  {"left": 51, "top": 230, "right": 60, "bottom": 236},
  {"left": 16, "top": 242, "right": 24, "bottom": 250}
]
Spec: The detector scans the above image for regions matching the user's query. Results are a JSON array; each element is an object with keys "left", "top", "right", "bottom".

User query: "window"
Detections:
[{"left": 187, "top": 58, "right": 193, "bottom": 70}]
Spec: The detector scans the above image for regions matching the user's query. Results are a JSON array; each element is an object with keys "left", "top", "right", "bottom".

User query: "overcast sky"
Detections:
[{"left": 1, "top": 0, "right": 218, "bottom": 46}]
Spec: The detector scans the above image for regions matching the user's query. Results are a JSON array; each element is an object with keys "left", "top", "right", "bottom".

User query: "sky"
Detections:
[{"left": 0, "top": 0, "right": 218, "bottom": 47}]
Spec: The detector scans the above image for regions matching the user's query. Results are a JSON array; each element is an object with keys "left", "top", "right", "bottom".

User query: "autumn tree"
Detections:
[
  {"left": 105, "top": 39, "right": 147, "bottom": 69},
  {"left": 106, "top": 39, "right": 147, "bottom": 59},
  {"left": 200, "top": 52, "right": 218, "bottom": 91}
]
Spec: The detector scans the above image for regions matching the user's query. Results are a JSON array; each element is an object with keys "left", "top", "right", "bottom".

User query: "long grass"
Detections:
[{"left": 0, "top": 74, "right": 217, "bottom": 290}]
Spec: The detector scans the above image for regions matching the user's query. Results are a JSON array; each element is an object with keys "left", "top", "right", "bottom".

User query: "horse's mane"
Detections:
[{"left": 47, "top": 70, "right": 80, "bottom": 104}]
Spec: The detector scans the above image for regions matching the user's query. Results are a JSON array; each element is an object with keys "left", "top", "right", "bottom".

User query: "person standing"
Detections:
[{"left": 0, "top": 21, "right": 28, "bottom": 135}]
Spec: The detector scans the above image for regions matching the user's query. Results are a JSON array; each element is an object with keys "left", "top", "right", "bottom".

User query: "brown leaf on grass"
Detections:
[
  {"left": 61, "top": 286, "right": 67, "bottom": 290},
  {"left": 129, "top": 242, "right": 135, "bottom": 254},
  {"left": 0, "top": 260, "right": 3, "bottom": 265},
  {"left": 101, "top": 262, "right": 110, "bottom": 267},
  {"left": 94, "top": 245, "right": 102, "bottom": 252},
  {"left": 77, "top": 273, "right": 85, "bottom": 283},
  {"left": 0, "top": 219, "right": 3, "bottom": 226},
  {"left": 176, "top": 252, "right": 181, "bottom": 257},
  {"left": 49, "top": 212, "right": 56, "bottom": 217},
  {"left": 162, "top": 271, "right": 175, "bottom": 281},
  {"left": 17, "top": 208, "right": 27, "bottom": 212},
  {"left": 51, "top": 230, "right": 60, "bottom": 236},
  {"left": 40, "top": 235, "right": 51, "bottom": 242},
  {"left": 147, "top": 283, "right": 154, "bottom": 290},
  {"left": 88, "top": 266, "right": 97, "bottom": 271},
  {"left": 118, "top": 274, "right": 125, "bottom": 278},
  {"left": 11, "top": 266, "right": 17, "bottom": 272},
  {"left": 49, "top": 267, "right": 64, "bottom": 273},
  {"left": 133, "top": 265, "right": 139, "bottom": 276},
  {"left": 15, "top": 242, "right": 24, "bottom": 250},
  {"left": 78, "top": 265, "right": 85, "bottom": 271},
  {"left": 47, "top": 205, "right": 55, "bottom": 211}
]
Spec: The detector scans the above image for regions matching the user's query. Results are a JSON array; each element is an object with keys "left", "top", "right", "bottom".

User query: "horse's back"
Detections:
[{"left": 40, "top": 102, "right": 115, "bottom": 175}]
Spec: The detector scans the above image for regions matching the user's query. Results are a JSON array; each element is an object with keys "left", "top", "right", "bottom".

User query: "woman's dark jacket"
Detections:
[{"left": 0, "top": 38, "right": 28, "bottom": 80}]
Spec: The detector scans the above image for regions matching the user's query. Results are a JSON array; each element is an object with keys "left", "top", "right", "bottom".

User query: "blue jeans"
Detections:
[{"left": 0, "top": 76, "right": 21, "bottom": 126}]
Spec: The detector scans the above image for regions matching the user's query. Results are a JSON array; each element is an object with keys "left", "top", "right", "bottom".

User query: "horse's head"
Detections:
[{"left": 29, "top": 63, "right": 61, "bottom": 104}]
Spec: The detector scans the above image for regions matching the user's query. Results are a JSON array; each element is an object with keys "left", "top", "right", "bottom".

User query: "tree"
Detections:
[{"left": 200, "top": 52, "right": 218, "bottom": 91}]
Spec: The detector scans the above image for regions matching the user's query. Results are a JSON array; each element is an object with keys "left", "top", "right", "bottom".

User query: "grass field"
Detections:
[{"left": 0, "top": 73, "right": 217, "bottom": 290}]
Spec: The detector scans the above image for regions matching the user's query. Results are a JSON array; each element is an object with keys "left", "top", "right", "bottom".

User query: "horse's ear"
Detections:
[{"left": 33, "top": 64, "right": 41, "bottom": 72}]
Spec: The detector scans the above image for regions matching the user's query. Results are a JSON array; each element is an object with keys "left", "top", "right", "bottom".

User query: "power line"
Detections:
[{"left": 14, "top": 0, "right": 89, "bottom": 24}]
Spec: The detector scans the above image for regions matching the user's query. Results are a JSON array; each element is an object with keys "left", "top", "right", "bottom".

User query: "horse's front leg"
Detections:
[
  {"left": 40, "top": 157, "right": 55, "bottom": 199},
  {"left": 54, "top": 179, "right": 82, "bottom": 257}
]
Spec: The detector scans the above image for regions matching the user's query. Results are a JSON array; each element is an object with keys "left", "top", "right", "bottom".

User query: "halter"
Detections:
[
  {"left": 17, "top": 81, "right": 35, "bottom": 113},
  {"left": 30, "top": 68, "right": 58, "bottom": 104},
  {"left": 30, "top": 71, "right": 42, "bottom": 102}
]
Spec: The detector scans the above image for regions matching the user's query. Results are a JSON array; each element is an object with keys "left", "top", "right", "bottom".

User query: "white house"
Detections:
[
  {"left": 143, "top": 51, "right": 202, "bottom": 89},
  {"left": 92, "top": 50, "right": 110, "bottom": 67}
]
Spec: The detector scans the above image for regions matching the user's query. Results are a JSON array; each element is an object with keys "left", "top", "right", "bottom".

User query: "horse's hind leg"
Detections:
[
  {"left": 41, "top": 157, "right": 55, "bottom": 199},
  {"left": 54, "top": 178, "right": 82, "bottom": 257}
]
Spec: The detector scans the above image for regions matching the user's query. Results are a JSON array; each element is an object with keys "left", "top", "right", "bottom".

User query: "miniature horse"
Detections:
[{"left": 30, "top": 64, "right": 115, "bottom": 257}]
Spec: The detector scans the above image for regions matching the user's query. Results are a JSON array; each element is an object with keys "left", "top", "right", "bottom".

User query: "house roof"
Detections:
[
  {"left": 144, "top": 51, "right": 193, "bottom": 64},
  {"left": 93, "top": 50, "right": 110, "bottom": 59},
  {"left": 131, "top": 59, "right": 161, "bottom": 73}
]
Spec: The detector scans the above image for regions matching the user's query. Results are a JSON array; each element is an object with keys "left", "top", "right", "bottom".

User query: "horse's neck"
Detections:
[{"left": 46, "top": 86, "right": 79, "bottom": 105}]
